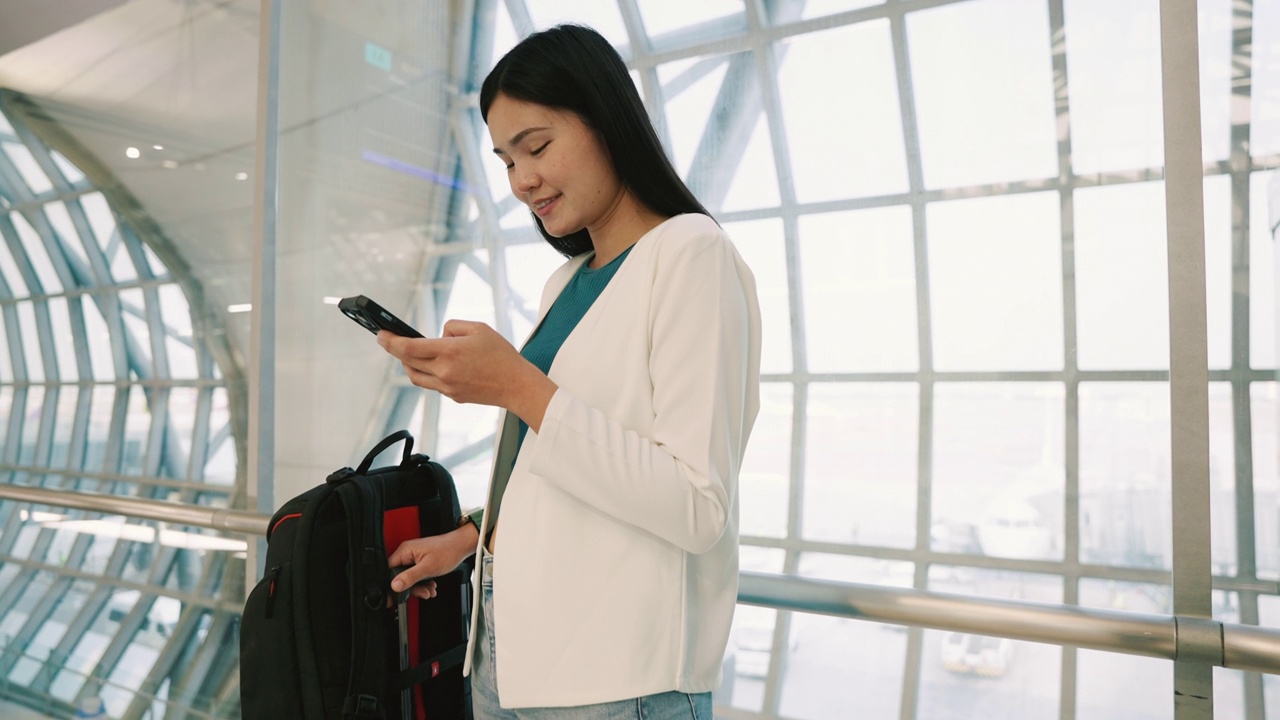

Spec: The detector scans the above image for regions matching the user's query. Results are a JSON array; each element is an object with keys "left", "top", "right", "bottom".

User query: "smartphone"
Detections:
[{"left": 338, "top": 295, "right": 424, "bottom": 338}]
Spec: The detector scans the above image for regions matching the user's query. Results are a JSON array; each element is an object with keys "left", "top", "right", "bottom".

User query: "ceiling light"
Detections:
[
  {"left": 322, "top": 296, "right": 341, "bottom": 305},
  {"left": 162, "top": 160, "right": 179, "bottom": 169},
  {"left": 153, "top": 144, "right": 164, "bottom": 150},
  {"left": 125, "top": 147, "right": 140, "bottom": 159},
  {"left": 235, "top": 172, "right": 248, "bottom": 181},
  {"left": 227, "top": 303, "right": 252, "bottom": 313}
]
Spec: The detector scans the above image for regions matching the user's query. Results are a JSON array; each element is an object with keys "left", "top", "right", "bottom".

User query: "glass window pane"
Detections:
[
  {"left": 800, "top": 207, "right": 918, "bottom": 372},
  {"left": 920, "top": 569, "right": 1062, "bottom": 719},
  {"left": 0, "top": 232, "right": 30, "bottom": 297},
  {"left": 17, "top": 386, "right": 45, "bottom": 466},
  {"left": 48, "top": 296, "right": 78, "bottom": 382},
  {"left": 17, "top": 300, "right": 45, "bottom": 383},
  {"left": 1250, "top": 171, "right": 1276, "bottom": 370},
  {"left": 1079, "top": 382, "right": 1171, "bottom": 570},
  {"left": 51, "top": 586, "right": 121, "bottom": 702},
  {"left": 44, "top": 200, "right": 91, "bottom": 270},
  {"left": 79, "top": 192, "right": 117, "bottom": 262},
  {"left": 441, "top": 257, "right": 496, "bottom": 329},
  {"left": 1260, "top": 596, "right": 1280, "bottom": 714},
  {"left": 804, "top": 383, "right": 917, "bottom": 548},
  {"left": 119, "top": 288, "right": 151, "bottom": 376},
  {"left": 525, "top": 1, "right": 628, "bottom": 48},
  {"left": 778, "top": 20, "right": 908, "bottom": 202},
  {"left": 158, "top": 284, "right": 197, "bottom": 379},
  {"left": 1252, "top": 0, "right": 1280, "bottom": 157},
  {"left": 1074, "top": 182, "right": 1169, "bottom": 370},
  {"left": 908, "top": 0, "right": 1058, "bottom": 189},
  {"left": 168, "top": 387, "right": 198, "bottom": 476},
  {"left": 504, "top": 242, "right": 564, "bottom": 343},
  {"left": 109, "top": 233, "right": 138, "bottom": 283},
  {"left": 1208, "top": 382, "right": 1236, "bottom": 575},
  {"left": 798, "top": 0, "right": 883, "bottom": 20},
  {"left": 931, "top": 383, "right": 1064, "bottom": 561},
  {"left": 0, "top": 312, "right": 12, "bottom": 382},
  {"left": 50, "top": 151, "right": 84, "bottom": 184},
  {"left": 2, "top": 142, "right": 54, "bottom": 194},
  {"left": 85, "top": 386, "right": 116, "bottom": 473},
  {"left": 0, "top": 387, "right": 11, "bottom": 444},
  {"left": 657, "top": 53, "right": 734, "bottom": 181},
  {"left": 0, "top": 111, "right": 14, "bottom": 136},
  {"left": 82, "top": 295, "right": 115, "bottom": 381},
  {"left": 636, "top": 0, "right": 744, "bottom": 38},
  {"left": 720, "top": 112, "right": 780, "bottom": 213},
  {"left": 724, "top": 218, "right": 790, "bottom": 374},
  {"left": 1204, "top": 175, "right": 1232, "bottom": 371},
  {"left": 121, "top": 386, "right": 151, "bottom": 476},
  {"left": 1254, "top": 382, "right": 1279, "bottom": 580},
  {"left": 141, "top": 243, "right": 167, "bottom": 277},
  {"left": 1063, "top": 0, "right": 1163, "bottom": 174},
  {"left": 12, "top": 211, "right": 63, "bottom": 294},
  {"left": 739, "top": 383, "right": 791, "bottom": 539},
  {"left": 1197, "top": 0, "right": 1233, "bottom": 163},
  {"left": 50, "top": 386, "right": 78, "bottom": 469},
  {"left": 778, "top": 610, "right": 907, "bottom": 719},
  {"left": 1076, "top": 579, "right": 1172, "bottom": 720},
  {"left": 928, "top": 192, "right": 1064, "bottom": 371},
  {"left": 722, "top": 604, "right": 777, "bottom": 711}
]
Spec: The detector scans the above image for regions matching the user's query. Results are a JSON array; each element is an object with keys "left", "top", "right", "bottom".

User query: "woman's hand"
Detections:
[
  {"left": 378, "top": 320, "right": 557, "bottom": 432},
  {"left": 388, "top": 525, "right": 477, "bottom": 601}
]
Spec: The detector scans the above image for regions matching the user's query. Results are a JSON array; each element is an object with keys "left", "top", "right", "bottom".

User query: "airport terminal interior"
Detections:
[{"left": 0, "top": 0, "right": 1278, "bottom": 717}]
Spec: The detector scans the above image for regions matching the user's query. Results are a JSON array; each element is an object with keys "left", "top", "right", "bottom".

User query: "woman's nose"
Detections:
[{"left": 514, "top": 167, "right": 540, "bottom": 194}]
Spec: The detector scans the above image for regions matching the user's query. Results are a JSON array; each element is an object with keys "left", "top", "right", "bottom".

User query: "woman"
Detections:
[{"left": 380, "top": 24, "right": 761, "bottom": 718}]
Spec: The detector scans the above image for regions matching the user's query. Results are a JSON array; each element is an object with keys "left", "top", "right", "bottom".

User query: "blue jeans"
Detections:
[{"left": 472, "top": 552, "right": 713, "bottom": 719}]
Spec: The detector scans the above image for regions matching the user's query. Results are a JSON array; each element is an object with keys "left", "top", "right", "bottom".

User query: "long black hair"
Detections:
[{"left": 480, "top": 24, "right": 710, "bottom": 258}]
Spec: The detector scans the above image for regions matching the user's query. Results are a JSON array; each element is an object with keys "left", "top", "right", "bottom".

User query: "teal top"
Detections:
[{"left": 517, "top": 245, "right": 634, "bottom": 449}]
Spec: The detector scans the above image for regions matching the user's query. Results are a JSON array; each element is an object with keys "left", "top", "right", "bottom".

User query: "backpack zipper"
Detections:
[{"left": 264, "top": 565, "right": 283, "bottom": 619}]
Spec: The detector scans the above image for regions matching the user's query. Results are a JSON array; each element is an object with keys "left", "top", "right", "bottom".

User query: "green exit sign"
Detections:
[{"left": 365, "top": 42, "right": 392, "bottom": 71}]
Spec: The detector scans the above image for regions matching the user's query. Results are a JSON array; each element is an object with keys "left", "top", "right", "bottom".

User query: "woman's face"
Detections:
[{"left": 487, "top": 92, "right": 625, "bottom": 238}]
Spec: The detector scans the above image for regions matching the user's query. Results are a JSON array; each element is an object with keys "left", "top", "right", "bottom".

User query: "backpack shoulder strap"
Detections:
[
  {"left": 334, "top": 476, "right": 391, "bottom": 719},
  {"left": 289, "top": 479, "right": 341, "bottom": 720}
]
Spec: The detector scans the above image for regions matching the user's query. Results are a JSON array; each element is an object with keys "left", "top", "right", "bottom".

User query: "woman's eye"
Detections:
[
  {"left": 504, "top": 163, "right": 514, "bottom": 171},
  {"left": 530, "top": 141, "right": 550, "bottom": 156}
]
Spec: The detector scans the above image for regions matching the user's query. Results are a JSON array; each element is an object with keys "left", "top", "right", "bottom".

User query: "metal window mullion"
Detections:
[
  {"left": 0, "top": 573, "right": 75, "bottom": 677},
  {"left": 887, "top": 5, "right": 934, "bottom": 717},
  {"left": 167, "top": 608, "right": 234, "bottom": 715},
  {"left": 1157, "top": 1, "right": 1216, "bottom": 717},
  {"left": 27, "top": 583, "right": 111, "bottom": 695},
  {"left": 449, "top": 107, "right": 514, "bottom": 340},
  {"left": 1046, "top": 0, "right": 1083, "bottom": 712},
  {"left": 743, "top": 0, "right": 807, "bottom": 713},
  {"left": 120, "top": 604, "right": 206, "bottom": 720},
  {"left": 22, "top": 207, "right": 85, "bottom": 291},
  {"left": 617, "top": 0, "right": 674, "bottom": 153}
]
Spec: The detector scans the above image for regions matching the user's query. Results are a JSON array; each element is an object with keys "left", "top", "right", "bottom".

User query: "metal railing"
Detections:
[{"left": 4, "top": 483, "right": 1280, "bottom": 677}]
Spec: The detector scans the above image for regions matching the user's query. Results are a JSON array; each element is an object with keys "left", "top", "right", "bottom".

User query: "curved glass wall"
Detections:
[
  {"left": 0, "top": 97, "right": 245, "bottom": 719},
  {"left": 369, "top": 1, "right": 1280, "bottom": 718}
]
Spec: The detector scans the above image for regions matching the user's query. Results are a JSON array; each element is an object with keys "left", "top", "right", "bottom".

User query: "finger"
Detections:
[
  {"left": 386, "top": 541, "right": 420, "bottom": 569},
  {"left": 410, "top": 581, "right": 438, "bottom": 600},
  {"left": 442, "top": 319, "right": 485, "bottom": 337},
  {"left": 390, "top": 564, "right": 431, "bottom": 593}
]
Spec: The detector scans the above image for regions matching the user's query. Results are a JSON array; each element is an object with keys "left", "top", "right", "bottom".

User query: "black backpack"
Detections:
[{"left": 240, "top": 430, "right": 473, "bottom": 719}]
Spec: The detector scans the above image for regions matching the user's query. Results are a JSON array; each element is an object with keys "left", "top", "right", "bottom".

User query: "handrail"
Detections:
[
  {"left": 4, "top": 483, "right": 1280, "bottom": 675},
  {"left": 0, "top": 484, "right": 268, "bottom": 536}
]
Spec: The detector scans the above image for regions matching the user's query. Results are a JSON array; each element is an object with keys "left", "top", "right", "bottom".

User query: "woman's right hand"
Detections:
[{"left": 388, "top": 524, "right": 478, "bottom": 600}]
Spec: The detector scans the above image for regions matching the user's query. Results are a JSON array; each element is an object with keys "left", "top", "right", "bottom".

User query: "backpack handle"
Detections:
[{"left": 357, "top": 430, "right": 414, "bottom": 475}]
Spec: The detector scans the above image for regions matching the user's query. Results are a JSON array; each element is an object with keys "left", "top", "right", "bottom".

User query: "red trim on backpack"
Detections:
[
  {"left": 269, "top": 513, "right": 302, "bottom": 538},
  {"left": 384, "top": 506, "right": 427, "bottom": 720}
]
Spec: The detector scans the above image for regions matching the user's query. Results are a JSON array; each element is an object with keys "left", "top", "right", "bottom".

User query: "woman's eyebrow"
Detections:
[{"left": 493, "top": 126, "right": 550, "bottom": 155}]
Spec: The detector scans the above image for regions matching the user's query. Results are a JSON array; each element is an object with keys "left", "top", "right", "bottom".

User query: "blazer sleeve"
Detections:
[{"left": 526, "top": 228, "right": 761, "bottom": 554}]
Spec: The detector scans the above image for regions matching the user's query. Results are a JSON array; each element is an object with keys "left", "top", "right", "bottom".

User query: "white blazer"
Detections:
[{"left": 462, "top": 213, "right": 762, "bottom": 708}]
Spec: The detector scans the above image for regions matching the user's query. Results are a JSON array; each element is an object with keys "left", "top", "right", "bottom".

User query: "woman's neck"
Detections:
[{"left": 586, "top": 190, "right": 667, "bottom": 268}]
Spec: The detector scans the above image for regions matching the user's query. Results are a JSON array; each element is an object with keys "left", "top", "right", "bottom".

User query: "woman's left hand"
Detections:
[{"left": 378, "top": 320, "right": 557, "bottom": 429}]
